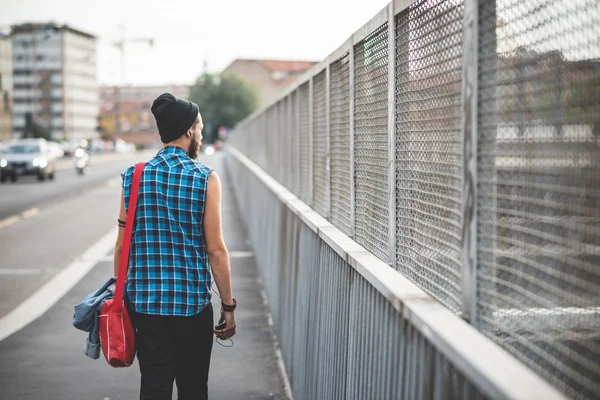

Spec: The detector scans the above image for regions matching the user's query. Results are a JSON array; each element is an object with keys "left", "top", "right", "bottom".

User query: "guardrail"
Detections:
[{"left": 226, "top": 147, "right": 565, "bottom": 399}]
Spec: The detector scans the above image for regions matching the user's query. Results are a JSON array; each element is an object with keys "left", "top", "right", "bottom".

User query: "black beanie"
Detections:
[{"left": 151, "top": 93, "right": 200, "bottom": 143}]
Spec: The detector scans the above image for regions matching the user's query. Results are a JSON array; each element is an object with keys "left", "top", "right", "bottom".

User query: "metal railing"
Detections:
[
  {"left": 226, "top": 0, "right": 600, "bottom": 398},
  {"left": 225, "top": 147, "right": 564, "bottom": 400}
]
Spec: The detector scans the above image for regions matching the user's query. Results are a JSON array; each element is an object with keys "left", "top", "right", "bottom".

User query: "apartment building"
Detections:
[
  {"left": 0, "top": 34, "right": 12, "bottom": 142},
  {"left": 11, "top": 23, "right": 98, "bottom": 141},
  {"left": 221, "top": 59, "right": 317, "bottom": 108}
]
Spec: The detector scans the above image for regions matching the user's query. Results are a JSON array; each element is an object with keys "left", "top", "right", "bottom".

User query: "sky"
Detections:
[{"left": 0, "top": 0, "right": 391, "bottom": 86}]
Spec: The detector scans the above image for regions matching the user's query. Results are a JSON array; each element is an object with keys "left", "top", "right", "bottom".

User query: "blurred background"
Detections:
[{"left": 0, "top": 0, "right": 390, "bottom": 154}]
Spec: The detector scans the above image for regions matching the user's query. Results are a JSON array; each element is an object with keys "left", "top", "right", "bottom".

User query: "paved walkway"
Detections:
[{"left": 0, "top": 151, "right": 287, "bottom": 400}]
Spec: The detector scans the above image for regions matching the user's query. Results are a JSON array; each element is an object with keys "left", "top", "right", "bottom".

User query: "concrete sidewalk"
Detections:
[{"left": 0, "top": 152, "right": 287, "bottom": 400}]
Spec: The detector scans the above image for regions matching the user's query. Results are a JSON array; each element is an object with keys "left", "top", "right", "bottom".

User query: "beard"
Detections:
[{"left": 187, "top": 133, "right": 201, "bottom": 160}]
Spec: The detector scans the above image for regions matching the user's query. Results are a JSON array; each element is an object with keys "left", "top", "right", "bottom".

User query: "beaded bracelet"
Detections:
[{"left": 221, "top": 298, "right": 237, "bottom": 312}]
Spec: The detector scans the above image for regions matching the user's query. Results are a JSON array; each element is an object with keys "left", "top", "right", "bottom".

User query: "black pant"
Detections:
[{"left": 129, "top": 305, "right": 214, "bottom": 400}]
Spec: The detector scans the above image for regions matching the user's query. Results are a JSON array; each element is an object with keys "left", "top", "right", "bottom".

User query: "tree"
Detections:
[
  {"left": 189, "top": 73, "right": 258, "bottom": 143},
  {"left": 96, "top": 115, "right": 114, "bottom": 141}
]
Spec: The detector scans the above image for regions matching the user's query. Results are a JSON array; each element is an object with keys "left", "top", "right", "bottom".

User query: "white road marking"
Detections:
[
  {"left": 229, "top": 251, "right": 254, "bottom": 259},
  {"left": 0, "top": 227, "right": 118, "bottom": 342},
  {"left": 0, "top": 215, "right": 21, "bottom": 228},
  {"left": 0, "top": 269, "right": 42, "bottom": 275},
  {"left": 21, "top": 207, "right": 40, "bottom": 219},
  {"left": 104, "top": 176, "right": 122, "bottom": 187},
  {"left": 0, "top": 207, "right": 41, "bottom": 229}
]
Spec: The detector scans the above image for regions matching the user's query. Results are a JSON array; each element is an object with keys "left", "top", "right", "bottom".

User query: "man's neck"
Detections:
[{"left": 163, "top": 141, "right": 188, "bottom": 152}]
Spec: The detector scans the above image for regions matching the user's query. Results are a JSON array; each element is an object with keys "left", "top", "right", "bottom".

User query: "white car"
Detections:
[
  {"left": 0, "top": 138, "right": 58, "bottom": 183},
  {"left": 48, "top": 141, "right": 65, "bottom": 158}
]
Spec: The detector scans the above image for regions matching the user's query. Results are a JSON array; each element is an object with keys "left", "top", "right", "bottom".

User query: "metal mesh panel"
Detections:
[
  {"left": 257, "top": 113, "right": 268, "bottom": 171},
  {"left": 278, "top": 98, "right": 289, "bottom": 187},
  {"left": 394, "top": 0, "right": 464, "bottom": 314},
  {"left": 354, "top": 23, "right": 390, "bottom": 262},
  {"left": 330, "top": 54, "right": 353, "bottom": 237},
  {"left": 264, "top": 108, "right": 271, "bottom": 172},
  {"left": 266, "top": 105, "right": 277, "bottom": 178},
  {"left": 477, "top": 1, "right": 600, "bottom": 399},
  {"left": 275, "top": 104, "right": 283, "bottom": 181},
  {"left": 290, "top": 90, "right": 299, "bottom": 197},
  {"left": 299, "top": 82, "right": 312, "bottom": 205},
  {"left": 313, "top": 70, "right": 329, "bottom": 218}
]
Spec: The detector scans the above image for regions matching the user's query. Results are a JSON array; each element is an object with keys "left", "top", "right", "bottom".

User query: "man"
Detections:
[{"left": 114, "top": 93, "right": 236, "bottom": 400}]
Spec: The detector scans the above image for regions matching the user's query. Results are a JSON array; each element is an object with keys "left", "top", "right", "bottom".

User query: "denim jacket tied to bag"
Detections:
[{"left": 72, "top": 277, "right": 116, "bottom": 359}]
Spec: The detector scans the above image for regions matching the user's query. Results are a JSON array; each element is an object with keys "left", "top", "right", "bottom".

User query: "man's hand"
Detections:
[{"left": 214, "top": 311, "right": 236, "bottom": 339}]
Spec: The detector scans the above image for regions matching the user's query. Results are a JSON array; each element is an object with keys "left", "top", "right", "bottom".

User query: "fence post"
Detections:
[
  {"left": 349, "top": 47, "right": 356, "bottom": 240},
  {"left": 387, "top": 2, "right": 397, "bottom": 266},
  {"left": 460, "top": 0, "right": 479, "bottom": 324}
]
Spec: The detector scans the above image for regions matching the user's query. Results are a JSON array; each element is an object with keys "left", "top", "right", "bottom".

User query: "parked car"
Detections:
[{"left": 0, "top": 138, "right": 58, "bottom": 183}]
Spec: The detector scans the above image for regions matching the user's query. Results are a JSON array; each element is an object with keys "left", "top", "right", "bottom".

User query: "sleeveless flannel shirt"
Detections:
[{"left": 121, "top": 146, "right": 213, "bottom": 316}]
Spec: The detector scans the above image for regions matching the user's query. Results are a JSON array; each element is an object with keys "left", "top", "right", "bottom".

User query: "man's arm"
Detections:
[
  {"left": 204, "top": 171, "right": 236, "bottom": 339},
  {"left": 113, "top": 189, "right": 126, "bottom": 276}
]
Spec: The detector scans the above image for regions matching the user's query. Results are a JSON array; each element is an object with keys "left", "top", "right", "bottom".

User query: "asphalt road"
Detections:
[
  {"left": 0, "top": 150, "right": 287, "bottom": 399},
  {"left": 0, "top": 152, "right": 151, "bottom": 220}
]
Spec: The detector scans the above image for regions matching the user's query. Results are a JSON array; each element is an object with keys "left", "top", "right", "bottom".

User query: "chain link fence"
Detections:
[
  {"left": 228, "top": 0, "right": 600, "bottom": 398},
  {"left": 477, "top": 1, "right": 600, "bottom": 398},
  {"left": 266, "top": 105, "right": 277, "bottom": 179},
  {"left": 289, "top": 91, "right": 299, "bottom": 197},
  {"left": 394, "top": 0, "right": 465, "bottom": 314},
  {"left": 329, "top": 53, "right": 353, "bottom": 237},
  {"left": 278, "top": 97, "right": 289, "bottom": 188},
  {"left": 298, "top": 82, "right": 311, "bottom": 206},
  {"left": 353, "top": 23, "right": 390, "bottom": 262},
  {"left": 312, "top": 69, "right": 329, "bottom": 218}
]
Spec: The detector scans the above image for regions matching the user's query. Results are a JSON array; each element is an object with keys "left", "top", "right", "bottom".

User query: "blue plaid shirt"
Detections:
[{"left": 121, "top": 146, "right": 213, "bottom": 316}]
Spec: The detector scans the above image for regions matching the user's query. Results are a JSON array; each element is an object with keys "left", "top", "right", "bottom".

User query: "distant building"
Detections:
[
  {"left": 99, "top": 85, "right": 190, "bottom": 146},
  {"left": 221, "top": 59, "right": 318, "bottom": 108},
  {"left": 0, "top": 35, "right": 12, "bottom": 142},
  {"left": 11, "top": 23, "right": 98, "bottom": 141}
]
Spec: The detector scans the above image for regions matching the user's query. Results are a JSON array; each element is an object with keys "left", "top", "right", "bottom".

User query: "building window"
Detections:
[
  {"left": 271, "top": 71, "right": 289, "bottom": 81},
  {"left": 3, "top": 91, "right": 9, "bottom": 113}
]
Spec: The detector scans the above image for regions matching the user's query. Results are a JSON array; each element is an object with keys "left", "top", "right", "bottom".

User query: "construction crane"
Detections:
[
  {"left": 111, "top": 25, "right": 153, "bottom": 134},
  {"left": 112, "top": 25, "right": 154, "bottom": 83}
]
